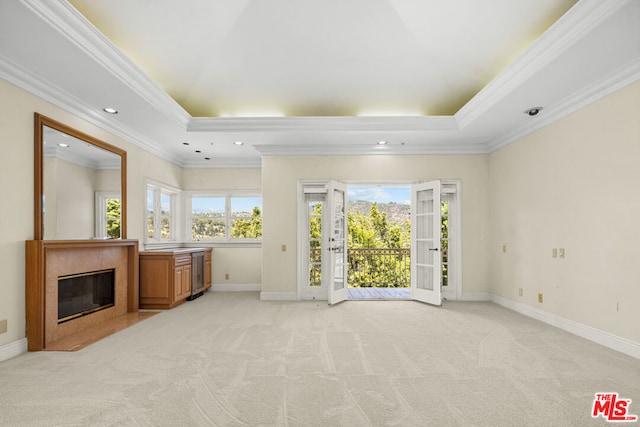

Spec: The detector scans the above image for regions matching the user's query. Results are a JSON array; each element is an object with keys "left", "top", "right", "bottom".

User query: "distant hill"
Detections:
[{"left": 348, "top": 201, "right": 410, "bottom": 225}]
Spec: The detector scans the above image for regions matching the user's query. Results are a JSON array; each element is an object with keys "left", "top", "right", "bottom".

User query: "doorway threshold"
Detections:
[{"left": 348, "top": 287, "right": 410, "bottom": 300}]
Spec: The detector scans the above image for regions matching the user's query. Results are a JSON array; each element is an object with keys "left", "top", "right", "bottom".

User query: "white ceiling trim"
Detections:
[
  {"left": 485, "top": 57, "right": 640, "bottom": 153},
  {"left": 21, "top": 0, "right": 191, "bottom": 129},
  {"left": 0, "top": 52, "right": 182, "bottom": 166},
  {"left": 455, "top": 0, "right": 632, "bottom": 129},
  {"left": 187, "top": 116, "right": 458, "bottom": 133},
  {"left": 181, "top": 157, "right": 262, "bottom": 169},
  {"left": 44, "top": 146, "right": 120, "bottom": 170},
  {"left": 254, "top": 142, "right": 486, "bottom": 157}
]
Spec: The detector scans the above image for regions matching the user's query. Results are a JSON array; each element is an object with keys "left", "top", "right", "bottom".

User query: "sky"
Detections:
[
  {"left": 348, "top": 186, "right": 410, "bottom": 205},
  {"left": 191, "top": 196, "right": 262, "bottom": 213}
]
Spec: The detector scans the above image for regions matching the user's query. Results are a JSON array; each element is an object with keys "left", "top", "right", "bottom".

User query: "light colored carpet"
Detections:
[{"left": 0, "top": 292, "right": 638, "bottom": 426}]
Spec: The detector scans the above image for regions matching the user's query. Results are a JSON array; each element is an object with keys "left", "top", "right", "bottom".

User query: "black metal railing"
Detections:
[
  {"left": 309, "top": 247, "right": 411, "bottom": 287},
  {"left": 348, "top": 248, "right": 410, "bottom": 288}
]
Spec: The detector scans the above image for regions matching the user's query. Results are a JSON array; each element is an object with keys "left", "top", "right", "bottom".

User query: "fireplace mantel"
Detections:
[{"left": 25, "top": 240, "right": 139, "bottom": 351}]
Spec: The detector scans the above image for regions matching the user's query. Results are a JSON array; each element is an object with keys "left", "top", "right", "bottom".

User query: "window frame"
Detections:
[
  {"left": 94, "top": 191, "right": 121, "bottom": 239},
  {"left": 145, "top": 180, "right": 180, "bottom": 244},
  {"left": 186, "top": 190, "right": 262, "bottom": 244}
]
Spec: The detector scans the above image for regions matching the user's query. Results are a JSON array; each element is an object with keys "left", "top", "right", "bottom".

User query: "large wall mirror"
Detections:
[{"left": 34, "top": 113, "right": 127, "bottom": 240}]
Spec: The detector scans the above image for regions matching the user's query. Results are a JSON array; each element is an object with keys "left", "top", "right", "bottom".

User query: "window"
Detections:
[
  {"left": 95, "top": 192, "right": 121, "bottom": 239},
  {"left": 146, "top": 181, "right": 178, "bottom": 242},
  {"left": 188, "top": 193, "right": 262, "bottom": 241}
]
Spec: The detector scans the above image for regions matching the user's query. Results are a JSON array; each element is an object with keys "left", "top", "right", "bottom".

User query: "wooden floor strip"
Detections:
[{"left": 44, "top": 312, "right": 159, "bottom": 352}]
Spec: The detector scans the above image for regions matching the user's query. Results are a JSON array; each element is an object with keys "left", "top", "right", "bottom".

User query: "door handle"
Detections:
[{"left": 429, "top": 248, "right": 439, "bottom": 251}]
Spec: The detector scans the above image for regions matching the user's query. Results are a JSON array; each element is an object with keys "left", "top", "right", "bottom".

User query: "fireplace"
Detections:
[
  {"left": 58, "top": 269, "right": 115, "bottom": 323},
  {"left": 26, "top": 239, "right": 140, "bottom": 351}
]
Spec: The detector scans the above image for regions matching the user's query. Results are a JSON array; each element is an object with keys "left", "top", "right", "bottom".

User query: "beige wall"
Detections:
[
  {"left": 51, "top": 158, "right": 95, "bottom": 239},
  {"left": 261, "top": 154, "right": 491, "bottom": 296},
  {"left": 2, "top": 74, "right": 637, "bottom": 350},
  {"left": 489, "top": 80, "right": 640, "bottom": 342},
  {"left": 0, "top": 78, "right": 187, "bottom": 347}
]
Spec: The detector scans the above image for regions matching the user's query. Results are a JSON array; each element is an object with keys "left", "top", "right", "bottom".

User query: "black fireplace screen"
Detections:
[{"left": 58, "top": 269, "right": 115, "bottom": 323}]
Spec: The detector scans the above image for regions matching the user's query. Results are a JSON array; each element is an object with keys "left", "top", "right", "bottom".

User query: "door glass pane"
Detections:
[
  {"left": 417, "top": 265, "right": 427, "bottom": 290},
  {"left": 416, "top": 214, "right": 434, "bottom": 240},
  {"left": 417, "top": 240, "right": 428, "bottom": 264},
  {"left": 334, "top": 244, "right": 345, "bottom": 290},
  {"left": 332, "top": 189, "right": 345, "bottom": 292},
  {"left": 416, "top": 189, "right": 433, "bottom": 215},
  {"left": 441, "top": 199, "right": 449, "bottom": 287},
  {"left": 425, "top": 266, "right": 434, "bottom": 291},
  {"left": 308, "top": 199, "right": 323, "bottom": 287}
]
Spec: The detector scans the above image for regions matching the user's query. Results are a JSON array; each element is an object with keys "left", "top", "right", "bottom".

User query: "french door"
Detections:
[
  {"left": 326, "top": 181, "right": 348, "bottom": 305},
  {"left": 411, "top": 181, "right": 442, "bottom": 306}
]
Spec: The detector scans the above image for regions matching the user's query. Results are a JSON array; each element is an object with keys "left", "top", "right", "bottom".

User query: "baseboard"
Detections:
[
  {"left": 461, "top": 292, "right": 491, "bottom": 301},
  {"left": 260, "top": 292, "right": 298, "bottom": 301},
  {"left": 490, "top": 293, "right": 640, "bottom": 360},
  {"left": 210, "top": 283, "right": 261, "bottom": 292},
  {"left": 0, "top": 338, "right": 28, "bottom": 363}
]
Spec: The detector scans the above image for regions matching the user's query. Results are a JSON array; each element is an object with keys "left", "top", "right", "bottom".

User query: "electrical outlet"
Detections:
[
  {"left": 281, "top": 244, "right": 287, "bottom": 252},
  {"left": 0, "top": 319, "right": 7, "bottom": 334},
  {"left": 559, "top": 248, "right": 565, "bottom": 258},
  {"left": 538, "top": 293, "right": 543, "bottom": 303},
  {"left": 502, "top": 244, "right": 507, "bottom": 253},
  {"left": 225, "top": 273, "right": 229, "bottom": 280},
  {"left": 518, "top": 288, "right": 523, "bottom": 297},
  {"left": 552, "top": 248, "right": 557, "bottom": 258}
]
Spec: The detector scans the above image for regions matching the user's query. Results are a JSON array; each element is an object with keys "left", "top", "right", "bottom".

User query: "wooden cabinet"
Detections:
[
  {"left": 205, "top": 250, "right": 212, "bottom": 290},
  {"left": 139, "top": 248, "right": 211, "bottom": 309}
]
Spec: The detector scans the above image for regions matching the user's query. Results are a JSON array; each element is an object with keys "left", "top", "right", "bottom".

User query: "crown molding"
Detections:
[
  {"left": 0, "top": 53, "right": 182, "bottom": 166},
  {"left": 44, "top": 146, "right": 120, "bottom": 170},
  {"left": 20, "top": 0, "right": 191, "bottom": 129},
  {"left": 455, "top": 0, "right": 633, "bottom": 129},
  {"left": 181, "top": 157, "right": 262, "bottom": 169},
  {"left": 254, "top": 141, "right": 486, "bottom": 157},
  {"left": 187, "top": 115, "right": 458, "bottom": 133},
  {"left": 485, "top": 57, "right": 640, "bottom": 153}
]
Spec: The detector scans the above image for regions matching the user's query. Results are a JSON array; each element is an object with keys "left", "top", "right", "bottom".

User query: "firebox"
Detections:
[{"left": 58, "top": 269, "right": 115, "bottom": 323}]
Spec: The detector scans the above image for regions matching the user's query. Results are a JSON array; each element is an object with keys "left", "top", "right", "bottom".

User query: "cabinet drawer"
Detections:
[{"left": 174, "top": 255, "right": 191, "bottom": 266}]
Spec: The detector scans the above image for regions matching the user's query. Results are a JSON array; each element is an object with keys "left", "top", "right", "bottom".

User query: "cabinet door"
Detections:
[
  {"left": 174, "top": 266, "right": 184, "bottom": 300},
  {"left": 183, "top": 264, "right": 192, "bottom": 297},
  {"left": 205, "top": 257, "right": 212, "bottom": 288}
]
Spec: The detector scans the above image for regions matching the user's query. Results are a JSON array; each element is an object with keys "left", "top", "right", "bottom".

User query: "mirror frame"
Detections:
[{"left": 34, "top": 113, "right": 127, "bottom": 240}]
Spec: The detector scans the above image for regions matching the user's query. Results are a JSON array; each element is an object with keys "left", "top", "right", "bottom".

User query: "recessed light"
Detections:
[
  {"left": 58, "top": 143, "right": 69, "bottom": 147},
  {"left": 234, "top": 141, "right": 244, "bottom": 146},
  {"left": 103, "top": 107, "right": 118, "bottom": 114},
  {"left": 377, "top": 140, "right": 388, "bottom": 145},
  {"left": 524, "top": 107, "right": 543, "bottom": 116}
]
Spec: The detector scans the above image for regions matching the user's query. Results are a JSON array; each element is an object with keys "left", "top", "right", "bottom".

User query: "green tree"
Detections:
[
  {"left": 347, "top": 203, "right": 411, "bottom": 288},
  {"left": 106, "top": 198, "right": 121, "bottom": 239},
  {"left": 231, "top": 206, "right": 262, "bottom": 238}
]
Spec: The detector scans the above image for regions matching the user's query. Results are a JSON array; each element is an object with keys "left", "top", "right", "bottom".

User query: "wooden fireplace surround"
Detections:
[{"left": 26, "top": 239, "right": 139, "bottom": 351}]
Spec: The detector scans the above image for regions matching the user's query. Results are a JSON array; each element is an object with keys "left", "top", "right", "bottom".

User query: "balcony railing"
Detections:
[
  {"left": 309, "top": 247, "right": 411, "bottom": 288},
  {"left": 348, "top": 248, "right": 410, "bottom": 288}
]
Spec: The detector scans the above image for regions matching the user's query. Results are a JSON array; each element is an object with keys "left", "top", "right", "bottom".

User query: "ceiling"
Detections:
[{"left": 1, "top": 0, "right": 639, "bottom": 167}]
